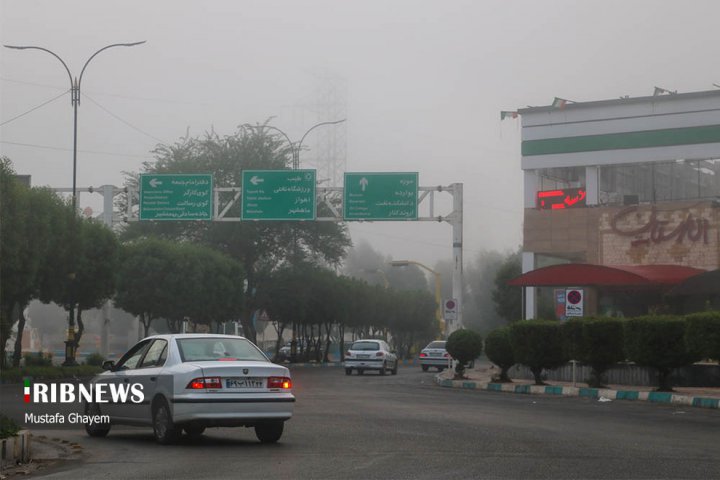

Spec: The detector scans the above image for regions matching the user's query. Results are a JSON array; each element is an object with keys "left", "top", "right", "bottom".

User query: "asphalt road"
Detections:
[{"left": 4, "top": 366, "right": 720, "bottom": 479}]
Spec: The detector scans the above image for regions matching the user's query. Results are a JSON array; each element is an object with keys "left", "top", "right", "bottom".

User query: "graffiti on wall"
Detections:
[{"left": 610, "top": 205, "right": 709, "bottom": 247}]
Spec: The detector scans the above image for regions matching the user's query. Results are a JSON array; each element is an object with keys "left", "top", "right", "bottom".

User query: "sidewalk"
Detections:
[{"left": 435, "top": 363, "right": 720, "bottom": 409}]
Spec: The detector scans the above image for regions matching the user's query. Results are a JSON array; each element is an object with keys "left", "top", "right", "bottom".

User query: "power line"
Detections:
[
  {"left": 0, "top": 140, "right": 153, "bottom": 159},
  {"left": 0, "top": 90, "right": 69, "bottom": 127},
  {"left": 1, "top": 76, "right": 200, "bottom": 105},
  {"left": 82, "top": 93, "right": 167, "bottom": 144}
]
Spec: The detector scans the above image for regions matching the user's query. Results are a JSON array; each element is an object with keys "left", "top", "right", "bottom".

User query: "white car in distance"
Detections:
[
  {"left": 343, "top": 339, "right": 398, "bottom": 376},
  {"left": 85, "top": 334, "right": 294, "bottom": 444}
]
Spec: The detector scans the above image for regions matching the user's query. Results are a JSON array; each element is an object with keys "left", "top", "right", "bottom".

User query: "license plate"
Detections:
[
  {"left": 357, "top": 354, "right": 370, "bottom": 359},
  {"left": 225, "top": 377, "right": 265, "bottom": 388}
]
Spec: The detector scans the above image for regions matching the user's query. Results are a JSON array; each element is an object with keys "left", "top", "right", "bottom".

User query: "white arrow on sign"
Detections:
[
  {"left": 250, "top": 176, "right": 264, "bottom": 186},
  {"left": 149, "top": 178, "right": 162, "bottom": 188},
  {"left": 359, "top": 177, "right": 369, "bottom": 192}
]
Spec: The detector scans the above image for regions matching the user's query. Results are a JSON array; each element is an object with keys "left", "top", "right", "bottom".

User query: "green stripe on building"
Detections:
[
  {"left": 522, "top": 124, "right": 720, "bottom": 156},
  {"left": 24, "top": 378, "right": 30, "bottom": 388}
]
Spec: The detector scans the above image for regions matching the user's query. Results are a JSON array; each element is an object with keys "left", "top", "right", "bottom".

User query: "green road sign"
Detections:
[
  {"left": 139, "top": 174, "right": 213, "bottom": 220},
  {"left": 241, "top": 170, "right": 316, "bottom": 220},
  {"left": 343, "top": 172, "right": 418, "bottom": 221}
]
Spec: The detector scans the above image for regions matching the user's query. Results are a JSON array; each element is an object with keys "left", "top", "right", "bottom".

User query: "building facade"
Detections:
[{"left": 518, "top": 90, "right": 720, "bottom": 318}]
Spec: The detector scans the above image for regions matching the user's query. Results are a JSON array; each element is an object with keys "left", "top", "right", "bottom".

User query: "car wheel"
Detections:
[
  {"left": 184, "top": 425, "right": 206, "bottom": 439},
  {"left": 345, "top": 368, "right": 352, "bottom": 375},
  {"left": 391, "top": 360, "right": 398, "bottom": 375},
  {"left": 153, "top": 399, "right": 181, "bottom": 445},
  {"left": 255, "top": 421, "right": 284, "bottom": 443},
  {"left": 437, "top": 366, "right": 445, "bottom": 372},
  {"left": 358, "top": 369, "right": 364, "bottom": 375},
  {"left": 379, "top": 362, "right": 386, "bottom": 375},
  {"left": 84, "top": 401, "right": 111, "bottom": 438},
  {"left": 421, "top": 365, "right": 429, "bottom": 372}
]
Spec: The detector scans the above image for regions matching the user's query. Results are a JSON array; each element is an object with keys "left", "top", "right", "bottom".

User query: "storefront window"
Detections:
[{"left": 599, "top": 159, "right": 720, "bottom": 204}]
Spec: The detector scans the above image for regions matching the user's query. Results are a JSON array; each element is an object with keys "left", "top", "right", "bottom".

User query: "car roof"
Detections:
[
  {"left": 142, "top": 333, "right": 249, "bottom": 341},
  {"left": 352, "top": 339, "right": 382, "bottom": 343}
]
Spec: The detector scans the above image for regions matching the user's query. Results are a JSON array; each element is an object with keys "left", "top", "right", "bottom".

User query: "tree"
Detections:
[
  {"left": 70, "top": 219, "right": 120, "bottom": 351},
  {"left": 684, "top": 311, "right": 720, "bottom": 361},
  {"left": 492, "top": 251, "right": 522, "bottom": 323},
  {"left": 624, "top": 315, "right": 700, "bottom": 391},
  {"left": 121, "top": 125, "right": 350, "bottom": 342},
  {"left": 0, "top": 158, "right": 77, "bottom": 367},
  {"left": 445, "top": 329, "right": 483, "bottom": 379},
  {"left": 485, "top": 326, "right": 515, "bottom": 382},
  {"left": 578, "top": 318, "right": 625, "bottom": 388},
  {"left": 115, "top": 238, "right": 245, "bottom": 337},
  {"left": 509, "top": 320, "right": 568, "bottom": 385}
]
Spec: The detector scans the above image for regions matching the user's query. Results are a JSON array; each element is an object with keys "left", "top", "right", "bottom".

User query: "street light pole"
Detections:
[
  {"left": 390, "top": 260, "right": 444, "bottom": 337},
  {"left": 246, "top": 119, "right": 346, "bottom": 170},
  {"left": 4, "top": 41, "right": 146, "bottom": 210},
  {"left": 4, "top": 41, "right": 145, "bottom": 365}
]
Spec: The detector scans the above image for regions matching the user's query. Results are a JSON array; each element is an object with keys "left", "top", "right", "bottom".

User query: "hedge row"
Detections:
[{"left": 484, "top": 311, "right": 720, "bottom": 391}]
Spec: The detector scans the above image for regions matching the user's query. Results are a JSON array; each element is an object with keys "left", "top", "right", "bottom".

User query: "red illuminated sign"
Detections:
[{"left": 537, "top": 187, "right": 587, "bottom": 210}]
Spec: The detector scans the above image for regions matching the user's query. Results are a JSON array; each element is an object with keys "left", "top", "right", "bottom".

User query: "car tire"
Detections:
[
  {"left": 84, "top": 401, "right": 111, "bottom": 438},
  {"left": 345, "top": 368, "right": 352, "bottom": 375},
  {"left": 153, "top": 398, "right": 181, "bottom": 445},
  {"left": 255, "top": 421, "right": 284, "bottom": 443},
  {"left": 421, "top": 365, "right": 429, "bottom": 372},
  {"left": 358, "top": 369, "right": 364, "bottom": 375},
  {"left": 391, "top": 360, "right": 398, "bottom": 375},
  {"left": 379, "top": 362, "right": 386, "bottom": 375},
  {"left": 184, "top": 425, "right": 206, "bottom": 439}
]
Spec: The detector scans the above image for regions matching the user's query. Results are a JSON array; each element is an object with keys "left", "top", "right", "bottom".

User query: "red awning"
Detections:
[{"left": 508, "top": 264, "right": 706, "bottom": 287}]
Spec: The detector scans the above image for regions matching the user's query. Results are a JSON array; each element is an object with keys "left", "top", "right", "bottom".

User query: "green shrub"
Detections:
[
  {"left": 561, "top": 317, "right": 585, "bottom": 360},
  {"left": 0, "top": 413, "right": 20, "bottom": 439},
  {"left": 578, "top": 317, "right": 625, "bottom": 387},
  {"left": 23, "top": 351, "right": 52, "bottom": 367},
  {"left": 446, "top": 329, "right": 483, "bottom": 379},
  {"left": 509, "top": 320, "right": 568, "bottom": 385},
  {"left": 84, "top": 352, "right": 105, "bottom": 367},
  {"left": 685, "top": 311, "right": 720, "bottom": 362},
  {"left": 624, "top": 315, "right": 700, "bottom": 391},
  {"left": 485, "top": 327, "right": 515, "bottom": 382}
]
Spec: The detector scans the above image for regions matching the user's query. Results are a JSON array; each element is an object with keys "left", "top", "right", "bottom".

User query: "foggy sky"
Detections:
[{"left": 2, "top": 0, "right": 720, "bottom": 268}]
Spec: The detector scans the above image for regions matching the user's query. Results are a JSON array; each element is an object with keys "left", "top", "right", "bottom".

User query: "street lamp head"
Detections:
[
  {"left": 4, "top": 44, "right": 33, "bottom": 50},
  {"left": 390, "top": 261, "right": 410, "bottom": 267}
]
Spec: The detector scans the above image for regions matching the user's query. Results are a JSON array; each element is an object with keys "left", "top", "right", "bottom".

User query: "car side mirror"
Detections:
[{"left": 102, "top": 360, "right": 115, "bottom": 371}]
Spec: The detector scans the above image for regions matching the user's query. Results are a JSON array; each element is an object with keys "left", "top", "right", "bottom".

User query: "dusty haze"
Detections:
[{"left": 2, "top": 0, "right": 719, "bottom": 267}]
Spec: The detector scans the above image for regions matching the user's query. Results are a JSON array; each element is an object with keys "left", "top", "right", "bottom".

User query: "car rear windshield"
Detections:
[
  {"left": 176, "top": 338, "right": 268, "bottom": 362},
  {"left": 351, "top": 341, "right": 380, "bottom": 351},
  {"left": 427, "top": 341, "right": 446, "bottom": 349}
]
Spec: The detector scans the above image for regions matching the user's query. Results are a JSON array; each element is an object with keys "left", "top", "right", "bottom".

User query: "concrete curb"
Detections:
[
  {"left": 434, "top": 375, "right": 720, "bottom": 409},
  {"left": 1, "top": 429, "right": 31, "bottom": 468}
]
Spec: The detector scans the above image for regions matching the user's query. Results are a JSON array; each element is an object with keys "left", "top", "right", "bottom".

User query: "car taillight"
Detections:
[
  {"left": 186, "top": 377, "right": 222, "bottom": 389},
  {"left": 419, "top": 352, "right": 427, "bottom": 358},
  {"left": 376, "top": 351, "right": 384, "bottom": 357},
  {"left": 267, "top": 377, "right": 292, "bottom": 389},
  {"left": 345, "top": 351, "right": 351, "bottom": 358}
]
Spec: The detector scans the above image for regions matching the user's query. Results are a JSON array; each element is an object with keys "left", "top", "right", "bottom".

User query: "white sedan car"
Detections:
[
  {"left": 85, "top": 334, "right": 294, "bottom": 444},
  {"left": 418, "top": 340, "right": 451, "bottom": 371},
  {"left": 343, "top": 339, "right": 398, "bottom": 375}
]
